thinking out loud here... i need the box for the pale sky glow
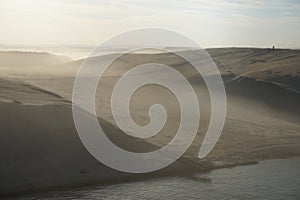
[0,0,300,48]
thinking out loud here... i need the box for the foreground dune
[0,78,207,196]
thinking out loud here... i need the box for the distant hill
[0,51,71,76]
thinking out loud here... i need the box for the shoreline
[2,156,299,198]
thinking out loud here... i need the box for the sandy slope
[0,48,300,195]
[0,78,205,196]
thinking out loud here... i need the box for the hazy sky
[1,0,300,48]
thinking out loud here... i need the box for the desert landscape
[0,47,300,196]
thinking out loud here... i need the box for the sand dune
[1,48,300,196]
[207,48,300,92]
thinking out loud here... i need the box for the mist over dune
[0,48,300,196]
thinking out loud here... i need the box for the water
[9,158,300,200]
